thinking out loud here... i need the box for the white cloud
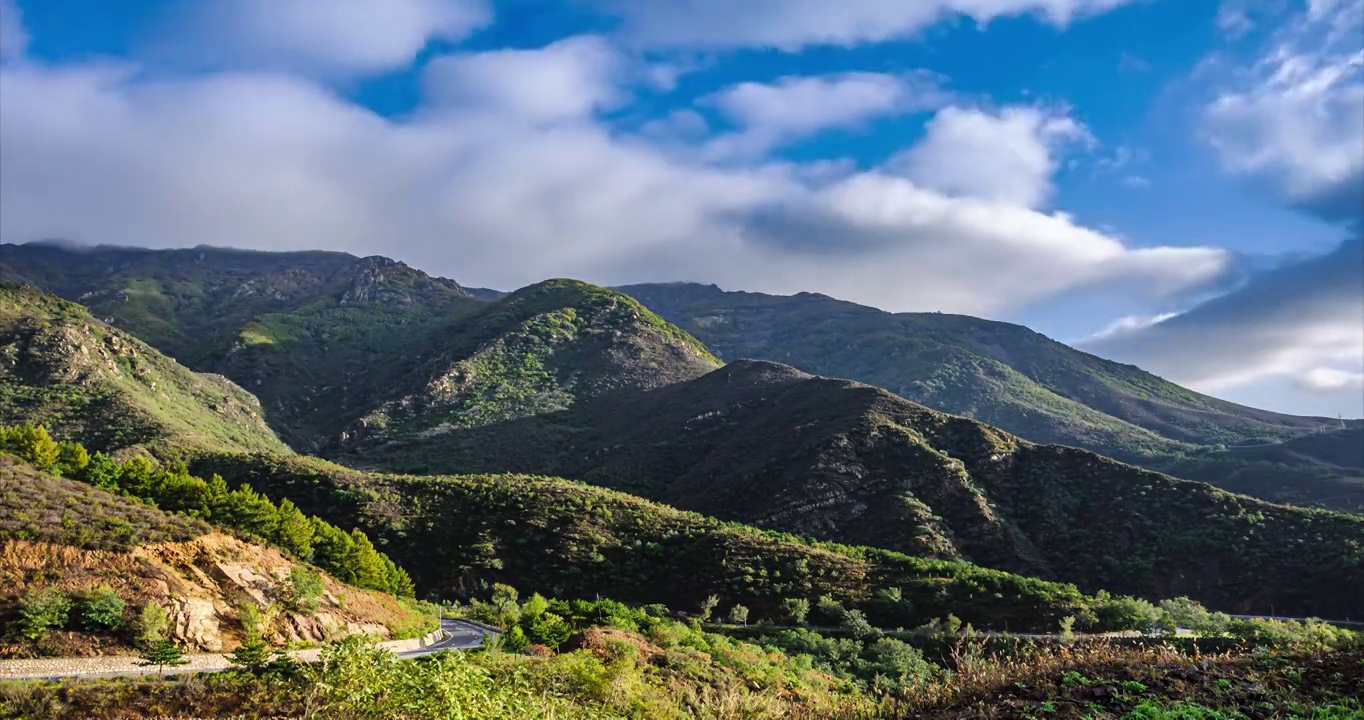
[1298,367,1364,393]
[888,106,1091,209]
[592,0,1139,50]
[1085,311,1177,340]
[737,173,1227,312]
[1202,0,1364,221]
[0,37,1229,319]
[0,0,26,60]
[422,36,626,123]
[172,0,491,75]
[702,72,947,158]
[1085,238,1364,393]
[1121,175,1151,188]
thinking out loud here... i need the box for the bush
[0,423,61,470]
[841,609,877,639]
[136,603,169,648]
[78,585,126,632]
[728,604,750,625]
[782,597,810,625]
[16,588,72,641]
[526,612,572,649]
[282,568,324,615]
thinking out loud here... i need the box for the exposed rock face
[0,532,423,657]
[165,596,224,652]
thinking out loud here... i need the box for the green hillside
[0,455,432,657]
[340,360,1364,620]
[194,452,1135,633]
[0,243,485,448]
[338,279,719,447]
[0,246,720,450]
[617,282,1360,509]
[0,282,289,455]
[4,247,1360,622]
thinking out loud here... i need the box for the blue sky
[0,0,1360,416]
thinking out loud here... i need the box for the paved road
[0,618,500,682]
[399,618,499,659]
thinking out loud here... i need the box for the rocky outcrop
[0,533,427,658]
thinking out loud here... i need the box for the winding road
[400,618,501,658]
[0,618,501,681]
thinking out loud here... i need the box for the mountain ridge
[617,281,1362,510]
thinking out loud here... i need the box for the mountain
[4,245,1360,619]
[0,457,432,656]
[337,278,720,447]
[0,245,720,451]
[0,242,484,448]
[0,282,289,455]
[617,282,1361,510]
[337,359,1364,619]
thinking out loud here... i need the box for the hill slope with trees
[617,282,1361,510]
[340,360,1364,620]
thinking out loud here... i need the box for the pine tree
[274,499,315,559]
[227,603,272,674]
[222,484,280,539]
[698,594,720,622]
[82,452,124,491]
[7,423,61,470]
[55,441,90,476]
[136,639,189,677]
[348,529,388,590]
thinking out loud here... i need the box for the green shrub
[17,588,72,641]
[136,603,169,648]
[78,586,126,632]
[783,597,810,625]
[282,568,323,616]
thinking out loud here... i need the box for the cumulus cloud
[0,22,1232,318]
[1084,237,1364,393]
[591,0,1138,50]
[736,173,1227,312]
[169,0,491,75]
[702,72,948,158]
[1202,0,1364,222]
[887,106,1090,209]
[422,36,627,123]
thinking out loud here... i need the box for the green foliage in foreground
[3,619,1360,720]
[1,425,413,597]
